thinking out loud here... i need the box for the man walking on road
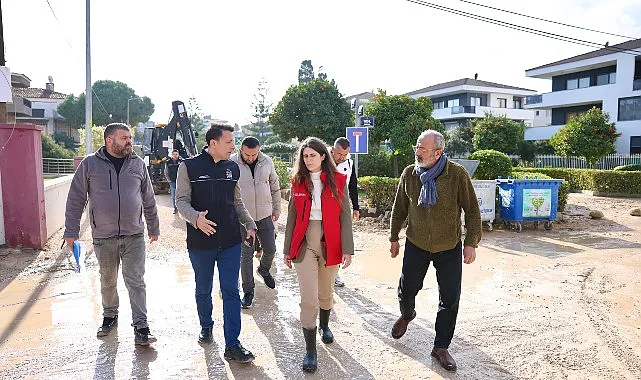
[165,149,183,214]
[176,123,257,363]
[389,130,482,372]
[230,136,281,308]
[331,137,360,287]
[64,123,160,346]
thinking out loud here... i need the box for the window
[579,77,590,88]
[470,97,481,106]
[497,98,507,108]
[447,99,459,108]
[535,110,540,116]
[31,109,45,118]
[597,74,609,86]
[434,101,444,109]
[631,136,641,155]
[514,98,523,109]
[610,72,616,84]
[619,96,641,121]
[567,78,578,90]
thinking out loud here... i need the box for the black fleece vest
[183,152,241,250]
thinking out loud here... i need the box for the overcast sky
[4,0,641,126]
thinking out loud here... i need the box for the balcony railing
[634,79,641,91]
[451,105,476,114]
[526,94,542,105]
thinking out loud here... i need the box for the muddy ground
[1,193,640,379]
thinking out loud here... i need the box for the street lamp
[127,96,141,126]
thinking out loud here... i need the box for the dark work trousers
[397,239,462,349]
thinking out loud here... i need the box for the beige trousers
[294,220,340,329]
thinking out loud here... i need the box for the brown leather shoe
[391,310,416,339]
[431,348,457,372]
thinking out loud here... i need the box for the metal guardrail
[451,106,476,114]
[43,158,75,174]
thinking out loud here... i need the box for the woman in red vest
[283,137,355,373]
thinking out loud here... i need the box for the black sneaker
[198,327,213,344]
[257,268,276,289]
[134,327,157,346]
[97,315,118,337]
[173,207,177,214]
[224,343,255,363]
[241,293,254,309]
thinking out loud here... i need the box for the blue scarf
[417,154,447,208]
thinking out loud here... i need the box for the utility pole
[84,0,92,155]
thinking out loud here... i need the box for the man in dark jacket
[164,149,183,214]
[175,123,257,363]
[64,123,160,346]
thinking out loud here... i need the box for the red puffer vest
[288,171,347,266]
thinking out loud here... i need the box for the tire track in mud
[578,267,641,378]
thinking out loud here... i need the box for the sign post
[346,126,370,177]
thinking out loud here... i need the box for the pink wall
[0,124,47,249]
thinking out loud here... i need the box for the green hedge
[468,149,512,180]
[273,159,291,189]
[359,176,399,211]
[613,164,641,171]
[512,167,641,195]
[510,171,570,212]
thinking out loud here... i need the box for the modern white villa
[405,78,549,130]
[524,38,641,154]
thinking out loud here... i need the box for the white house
[523,38,641,154]
[405,78,547,130]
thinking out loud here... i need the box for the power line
[458,0,637,40]
[44,0,73,49]
[406,0,640,56]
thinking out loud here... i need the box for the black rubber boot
[318,309,334,344]
[302,328,317,373]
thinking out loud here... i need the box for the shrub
[512,167,641,195]
[358,151,394,177]
[359,176,399,211]
[42,133,75,159]
[272,159,291,189]
[468,149,512,180]
[510,171,569,212]
[613,164,641,171]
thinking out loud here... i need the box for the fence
[512,154,641,169]
[43,158,75,175]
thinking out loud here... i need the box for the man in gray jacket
[64,123,160,346]
[230,137,281,308]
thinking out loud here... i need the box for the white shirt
[336,157,352,187]
[310,171,323,220]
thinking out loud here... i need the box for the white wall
[44,174,73,238]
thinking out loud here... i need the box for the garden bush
[468,149,512,180]
[512,167,641,195]
[272,159,291,189]
[359,176,399,211]
[613,164,641,171]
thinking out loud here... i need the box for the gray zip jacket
[64,147,160,239]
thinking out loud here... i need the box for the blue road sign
[346,127,369,154]
[359,116,374,127]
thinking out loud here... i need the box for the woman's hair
[292,137,340,200]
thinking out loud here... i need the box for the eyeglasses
[413,145,441,154]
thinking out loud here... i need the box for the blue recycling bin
[497,178,563,232]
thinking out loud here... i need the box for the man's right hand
[196,210,217,236]
[64,237,76,249]
[390,241,400,258]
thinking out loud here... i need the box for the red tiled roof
[12,87,68,99]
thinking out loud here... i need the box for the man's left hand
[342,254,352,269]
[352,210,359,220]
[149,235,159,244]
[244,229,257,246]
[272,214,279,222]
[463,246,476,264]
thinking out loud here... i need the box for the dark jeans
[188,244,242,348]
[240,216,277,294]
[397,239,462,349]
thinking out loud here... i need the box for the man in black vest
[164,149,183,214]
[175,123,257,363]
